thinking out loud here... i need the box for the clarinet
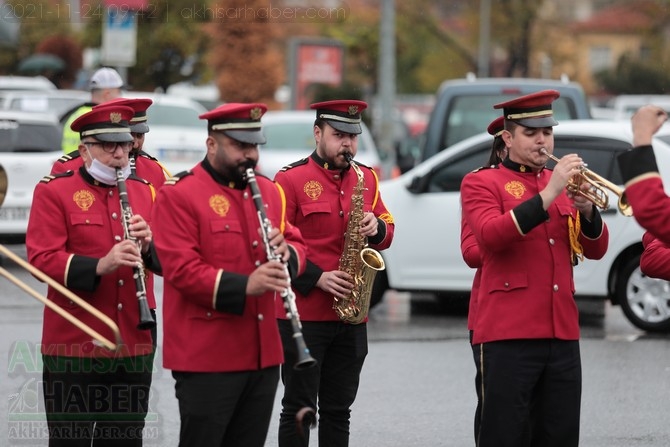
[116,168,156,330]
[245,167,317,370]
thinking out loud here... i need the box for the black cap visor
[224,129,266,145]
[326,120,362,135]
[512,116,558,128]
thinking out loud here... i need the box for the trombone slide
[0,245,122,351]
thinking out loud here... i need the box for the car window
[551,136,631,185]
[427,143,491,193]
[0,119,61,153]
[442,95,577,149]
[263,123,314,150]
[148,104,202,128]
[263,122,372,154]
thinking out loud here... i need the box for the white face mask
[85,148,130,185]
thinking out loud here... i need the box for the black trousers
[473,338,582,447]
[42,352,155,447]
[277,320,368,447]
[172,366,279,447]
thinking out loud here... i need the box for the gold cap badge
[109,112,122,123]
[249,107,262,120]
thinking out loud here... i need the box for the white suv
[375,119,670,332]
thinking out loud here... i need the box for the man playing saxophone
[274,99,395,447]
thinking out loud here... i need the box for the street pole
[478,0,491,78]
[378,0,396,177]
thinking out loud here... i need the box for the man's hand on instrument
[128,214,152,253]
[359,212,379,237]
[247,260,289,296]
[267,227,290,262]
[96,240,143,276]
[317,271,354,299]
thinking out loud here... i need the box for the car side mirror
[407,174,430,194]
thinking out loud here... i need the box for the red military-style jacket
[460,216,481,333]
[640,231,670,280]
[461,160,609,345]
[52,150,169,189]
[618,145,670,244]
[152,161,307,373]
[26,168,157,358]
[274,153,395,322]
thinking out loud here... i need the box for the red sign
[295,42,343,109]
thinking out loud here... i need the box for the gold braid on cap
[318,113,360,123]
[506,110,553,120]
[211,122,262,130]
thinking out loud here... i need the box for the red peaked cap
[199,103,268,145]
[310,99,368,135]
[487,116,505,137]
[493,89,560,128]
[94,98,153,134]
[70,104,134,143]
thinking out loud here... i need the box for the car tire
[616,254,670,333]
[369,271,389,309]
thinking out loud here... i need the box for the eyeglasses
[83,141,133,153]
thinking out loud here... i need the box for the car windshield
[263,122,370,153]
[443,95,576,148]
[0,119,61,152]
[148,104,202,128]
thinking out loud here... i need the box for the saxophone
[334,155,386,324]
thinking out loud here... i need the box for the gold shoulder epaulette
[471,165,498,173]
[280,158,309,172]
[164,170,193,186]
[40,171,74,183]
[354,160,372,170]
[56,150,80,163]
[137,150,158,161]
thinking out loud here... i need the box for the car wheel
[369,270,389,309]
[616,255,670,332]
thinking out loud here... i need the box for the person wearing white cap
[60,67,124,154]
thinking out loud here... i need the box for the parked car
[0,89,89,120]
[259,110,384,179]
[418,76,592,165]
[123,92,208,175]
[374,119,670,332]
[596,95,670,121]
[0,75,56,91]
[0,111,63,241]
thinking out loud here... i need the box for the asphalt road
[1,244,669,446]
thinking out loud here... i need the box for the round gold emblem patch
[505,181,526,199]
[304,181,323,200]
[209,194,230,217]
[73,190,95,211]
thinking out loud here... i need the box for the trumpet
[0,166,121,350]
[541,149,633,217]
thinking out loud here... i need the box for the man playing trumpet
[460,90,609,447]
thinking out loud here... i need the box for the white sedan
[375,119,670,332]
